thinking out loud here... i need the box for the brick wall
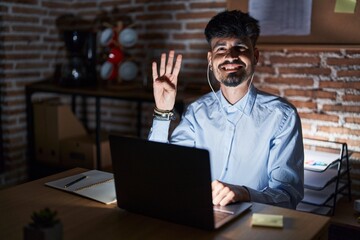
[0,0,359,196]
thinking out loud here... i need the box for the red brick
[1,107,26,117]
[345,116,360,124]
[181,71,207,79]
[0,26,10,33]
[173,33,205,40]
[4,72,41,79]
[72,2,97,8]
[148,43,186,50]
[289,100,317,109]
[351,152,360,160]
[258,46,286,52]
[300,112,339,123]
[139,32,169,41]
[327,57,360,66]
[343,94,360,102]
[0,63,14,70]
[3,15,39,23]
[319,80,360,89]
[12,6,47,15]
[301,122,312,131]
[135,0,163,3]
[2,89,26,98]
[43,36,61,43]
[314,146,341,155]
[0,82,12,88]
[264,77,314,86]
[184,62,208,69]
[190,2,227,9]
[335,138,360,148]
[137,13,172,21]
[1,98,25,107]
[279,67,331,76]
[270,56,320,65]
[337,70,360,78]
[16,62,49,69]
[284,89,336,100]
[12,26,47,33]
[4,53,40,60]
[99,0,131,7]
[41,18,55,25]
[286,48,342,54]
[182,52,207,60]
[42,1,71,8]
[256,66,276,75]
[189,43,209,50]
[0,5,9,12]
[148,3,185,11]
[2,135,24,145]
[322,104,360,113]
[176,11,218,20]
[146,23,182,30]
[302,133,329,141]
[318,126,360,136]
[256,86,280,96]
[186,22,208,30]
[2,0,37,4]
[346,49,360,55]
[4,35,40,42]
[2,142,27,153]
[14,44,48,51]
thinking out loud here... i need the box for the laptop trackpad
[213,203,252,228]
[213,205,235,214]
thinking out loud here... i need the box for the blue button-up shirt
[148,84,304,209]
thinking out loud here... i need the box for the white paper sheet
[249,0,312,36]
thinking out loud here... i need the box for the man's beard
[220,69,249,87]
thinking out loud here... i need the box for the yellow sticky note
[334,0,357,13]
[252,213,283,228]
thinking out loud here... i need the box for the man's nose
[225,47,239,60]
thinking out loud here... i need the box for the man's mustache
[218,60,245,68]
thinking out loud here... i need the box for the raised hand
[152,50,182,111]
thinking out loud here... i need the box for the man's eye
[236,46,247,52]
[215,47,226,52]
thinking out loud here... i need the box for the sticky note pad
[252,213,283,228]
[335,0,357,13]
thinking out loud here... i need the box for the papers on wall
[249,0,312,36]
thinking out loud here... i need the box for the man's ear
[207,52,212,65]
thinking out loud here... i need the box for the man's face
[208,37,258,87]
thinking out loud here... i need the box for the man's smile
[219,63,244,73]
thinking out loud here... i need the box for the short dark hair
[204,10,260,47]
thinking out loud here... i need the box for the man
[148,10,304,209]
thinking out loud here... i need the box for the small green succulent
[29,208,60,229]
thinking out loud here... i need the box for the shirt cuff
[244,186,263,203]
[148,119,171,143]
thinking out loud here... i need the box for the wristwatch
[153,107,176,121]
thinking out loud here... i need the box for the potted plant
[23,207,63,240]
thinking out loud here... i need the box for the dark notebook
[109,135,252,230]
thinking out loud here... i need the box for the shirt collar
[217,84,257,115]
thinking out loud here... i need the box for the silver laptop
[109,135,252,230]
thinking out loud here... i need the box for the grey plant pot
[23,222,63,240]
